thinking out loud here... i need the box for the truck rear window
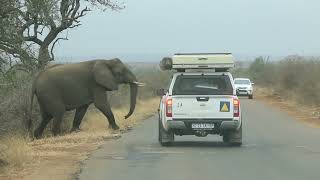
[172,75,233,95]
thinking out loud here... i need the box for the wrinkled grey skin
[29,59,138,139]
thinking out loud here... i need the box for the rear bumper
[167,119,241,133]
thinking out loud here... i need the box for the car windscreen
[172,75,233,95]
[234,79,250,85]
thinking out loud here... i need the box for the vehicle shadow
[169,141,241,148]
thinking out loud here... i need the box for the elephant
[29,58,144,139]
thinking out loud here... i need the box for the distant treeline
[232,55,320,105]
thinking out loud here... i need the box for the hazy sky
[55,0,320,61]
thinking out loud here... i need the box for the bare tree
[0,0,124,70]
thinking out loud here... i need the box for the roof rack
[160,53,235,72]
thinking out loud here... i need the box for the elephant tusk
[133,81,146,87]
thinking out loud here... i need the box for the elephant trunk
[124,83,138,119]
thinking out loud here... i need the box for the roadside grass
[245,56,320,106]
[0,134,33,178]
[0,96,160,179]
[81,97,160,132]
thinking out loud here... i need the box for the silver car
[234,78,254,99]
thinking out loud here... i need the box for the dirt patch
[0,98,160,180]
[255,87,320,128]
[24,132,118,180]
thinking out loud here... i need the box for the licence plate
[192,123,215,129]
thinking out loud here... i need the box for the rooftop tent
[160,53,235,72]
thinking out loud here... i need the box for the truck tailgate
[172,95,234,119]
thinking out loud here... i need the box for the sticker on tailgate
[220,101,230,112]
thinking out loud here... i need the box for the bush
[0,73,40,137]
[231,67,250,79]
[276,57,320,105]
[0,134,32,171]
[247,55,320,106]
[247,56,277,85]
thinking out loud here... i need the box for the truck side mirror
[251,82,255,85]
[156,88,167,96]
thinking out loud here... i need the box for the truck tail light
[166,98,172,117]
[233,98,240,117]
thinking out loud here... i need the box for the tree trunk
[37,26,65,69]
[38,46,51,69]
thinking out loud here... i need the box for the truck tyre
[158,120,174,146]
[248,95,253,99]
[223,123,242,146]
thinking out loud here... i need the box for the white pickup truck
[158,53,242,146]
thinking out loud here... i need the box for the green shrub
[247,55,320,106]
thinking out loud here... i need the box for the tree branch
[69,24,82,29]
[71,0,81,19]
[74,7,91,21]
[23,36,43,45]
[67,0,77,17]
[1,0,125,69]
[50,34,69,61]
[38,25,46,35]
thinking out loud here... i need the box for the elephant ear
[93,61,118,90]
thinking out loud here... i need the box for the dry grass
[0,97,160,180]
[81,97,160,131]
[0,135,33,178]
[248,56,320,106]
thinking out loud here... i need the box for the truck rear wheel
[158,120,174,146]
[248,95,253,99]
[223,123,242,146]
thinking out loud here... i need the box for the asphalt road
[79,99,320,180]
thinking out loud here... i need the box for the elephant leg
[71,104,89,132]
[36,94,65,136]
[34,106,53,139]
[52,112,65,136]
[93,91,119,130]
[48,102,65,136]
